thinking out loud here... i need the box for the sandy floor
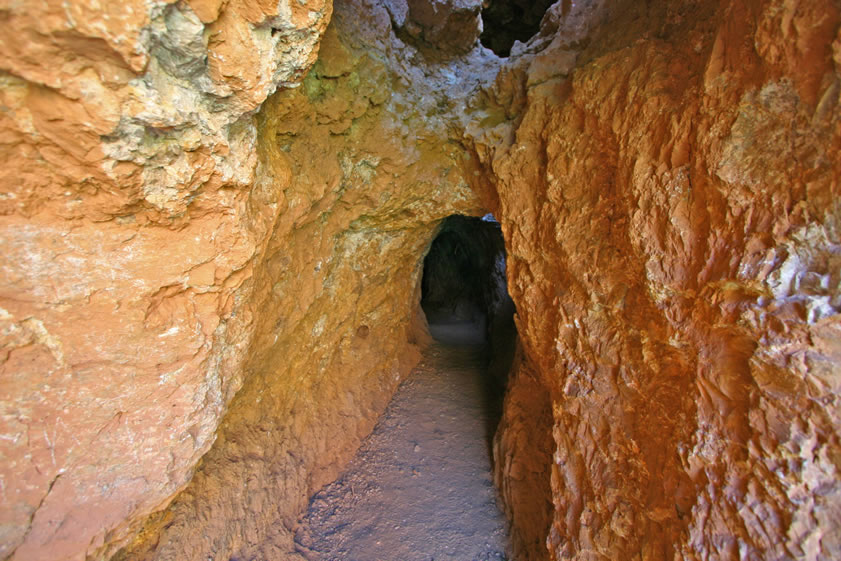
[294,321,510,561]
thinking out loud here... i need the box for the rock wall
[473,0,841,559]
[0,1,332,559]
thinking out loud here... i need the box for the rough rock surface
[1,0,840,560]
[471,0,841,559]
[0,1,331,559]
[112,2,496,560]
[297,321,509,561]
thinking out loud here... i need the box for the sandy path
[294,321,510,561]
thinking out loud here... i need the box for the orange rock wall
[474,0,841,558]
[493,347,555,561]
[1,0,499,557]
[0,1,332,559]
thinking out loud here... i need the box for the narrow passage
[294,320,510,561]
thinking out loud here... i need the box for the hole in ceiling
[479,0,557,57]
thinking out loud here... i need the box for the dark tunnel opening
[422,215,494,328]
[420,214,517,435]
[480,0,556,57]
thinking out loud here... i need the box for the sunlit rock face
[0,1,332,560]
[1,0,840,561]
[393,0,485,55]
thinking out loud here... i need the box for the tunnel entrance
[480,0,556,57]
[295,215,518,559]
[420,213,517,428]
[421,214,513,343]
[420,215,490,333]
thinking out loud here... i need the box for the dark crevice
[480,0,556,56]
[421,215,509,328]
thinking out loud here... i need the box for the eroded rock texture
[0,1,333,559]
[1,0,840,560]
[472,0,841,559]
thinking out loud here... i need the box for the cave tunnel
[298,216,522,559]
[480,0,557,56]
[420,214,517,393]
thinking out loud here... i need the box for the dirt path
[294,321,510,561]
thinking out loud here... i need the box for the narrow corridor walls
[1,1,839,561]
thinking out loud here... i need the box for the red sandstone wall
[476,0,841,558]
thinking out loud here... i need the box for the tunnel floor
[294,319,510,561]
